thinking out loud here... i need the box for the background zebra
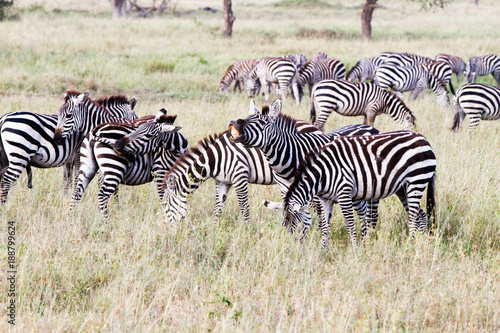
[310,79,416,132]
[346,55,386,83]
[219,58,259,93]
[434,53,467,83]
[284,53,308,71]
[282,131,436,248]
[421,60,455,94]
[0,93,137,203]
[374,64,450,106]
[228,100,380,240]
[160,113,320,225]
[310,51,328,61]
[451,83,500,132]
[71,112,188,221]
[383,52,433,67]
[246,57,301,105]
[298,58,346,97]
[465,54,500,86]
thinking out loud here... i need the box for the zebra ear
[130,97,137,110]
[155,108,168,122]
[269,99,282,119]
[161,124,182,133]
[248,100,259,115]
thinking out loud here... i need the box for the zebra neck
[84,100,123,135]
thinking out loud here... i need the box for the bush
[0,0,14,21]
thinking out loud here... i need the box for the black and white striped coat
[228,100,380,239]
[282,131,436,248]
[434,53,466,83]
[310,79,416,132]
[346,56,386,83]
[451,83,500,132]
[0,93,137,203]
[421,61,455,95]
[298,58,346,96]
[219,58,259,93]
[246,57,301,105]
[374,64,451,106]
[71,112,188,221]
[161,115,320,224]
[465,54,500,86]
[383,52,433,67]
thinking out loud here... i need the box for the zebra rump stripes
[310,79,416,132]
[283,131,436,248]
[452,83,500,132]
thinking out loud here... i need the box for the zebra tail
[426,174,436,232]
[451,100,463,132]
[448,80,455,95]
[310,98,317,123]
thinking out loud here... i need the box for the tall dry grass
[1,0,500,331]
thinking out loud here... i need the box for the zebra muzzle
[228,121,243,142]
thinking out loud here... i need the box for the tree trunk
[223,0,236,36]
[474,0,478,5]
[361,0,378,39]
[111,0,127,18]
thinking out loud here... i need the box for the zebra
[451,83,500,132]
[346,56,387,83]
[421,61,455,95]
[374,64,451,106]
[465,54,500,86]
[160,113,320,224]
[0,93,138,203]
[434,53,467,83]
[383,52,433,67]
[311,51,328,61]
[282,131,436,248]
[219,58,259,93]
[310,79,416,132]
[298,58,346,97]
[228,100,380,240]
[246,57,301,105]
[71,110,188,221]
[284,53,308,71]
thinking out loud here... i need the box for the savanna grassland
[1,0,500,331]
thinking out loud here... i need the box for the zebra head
[163,174,188,225]
[114,110,187,155]
[228,99,282,149]
[428,75,451,107]
[54,90,89,144]
[465,59,478,84]
[282,201,307,235]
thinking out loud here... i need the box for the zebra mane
[64,89,85,102]
[163,131,229,181]
[95,94,132,106]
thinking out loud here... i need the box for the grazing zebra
[451,83,500,132]
[421,61,455,95]
[465,54,500,86]
[374,64,451,106]
[0,93,138,203]
[298,58,346,97]
[310,79,416,131]
[246,57,301,105]
[434,53,466,83]
[71,111,188,221]
[282,131,436,248]
[161,115,320,224]
[228,100,380,240]
[383,52,433,67]
[346,56,386,83]
[219,58,259,93]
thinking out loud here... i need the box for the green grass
[1,0,500,331]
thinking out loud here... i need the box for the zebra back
[384,52,433,67]
[465,54,500,85]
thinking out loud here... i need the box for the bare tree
[223,0,235,36]
[110,0,127,18]
[361,0,451,39]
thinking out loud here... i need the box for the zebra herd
[0,51,499,249]
[220,52,500,132]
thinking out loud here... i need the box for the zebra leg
[338,192,358,247]
[97,178,120,223]
[233,178,251,223]
[364,110,378,127]
[214,181,231,223]
[260,77,269,102]
[468,113,481,132]
[0,158,29,203]
[366,200,380,230]
[98,171,119,205]
[317,198,334,249]
[71,143,98,209]
[395,188,426,238]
